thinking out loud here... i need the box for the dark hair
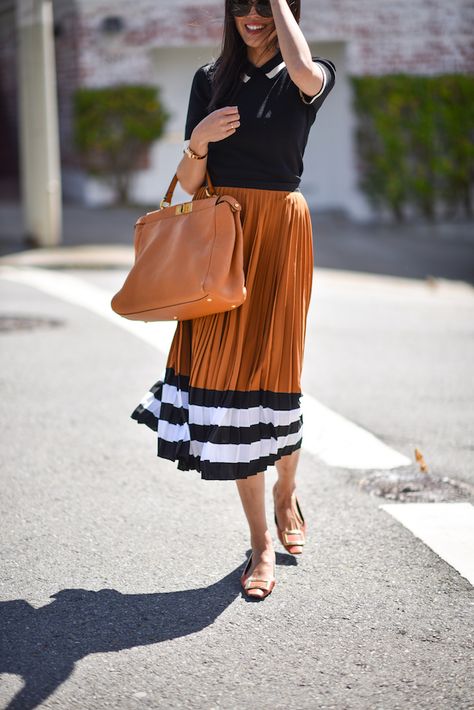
[209,0,301,111]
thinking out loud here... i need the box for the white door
[301,41,371,220]
[131,46,218,206]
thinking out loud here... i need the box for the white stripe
[138,390,162,418]
[0,266,411,470]
[150,383,301,434]
[299,61,327,104]
[380,503,474,587]
[265,61,286,79]
[189,403,300,428]
[157,413,302,464]
[162,382,189,409]
[158,419,190,444]
[191,430,302,464]
[160,383,301,428]
[313,62,328,96]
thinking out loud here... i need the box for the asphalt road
[1,267,473,710]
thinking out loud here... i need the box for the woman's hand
[190,106,240,153]
[178,106,240,195]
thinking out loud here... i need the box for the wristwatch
[183,145,208,160]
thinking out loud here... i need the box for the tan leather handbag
[111,171,246,321]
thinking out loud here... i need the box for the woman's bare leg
[236,472,275,598]
[275,449,299,494]
[274,449,303,535]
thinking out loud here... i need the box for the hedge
[74,85,169,204]
[351,74,474,222]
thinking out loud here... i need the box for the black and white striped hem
[131,368,304,480]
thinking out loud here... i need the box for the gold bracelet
[183,146,208,160]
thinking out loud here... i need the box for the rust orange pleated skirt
[131,184,314,480]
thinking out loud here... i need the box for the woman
[132,0,336,600]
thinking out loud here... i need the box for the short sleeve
[299,57,336,111]
[184,65,212,141]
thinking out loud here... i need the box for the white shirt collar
[242,60,286,83]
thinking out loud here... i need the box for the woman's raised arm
[269,0,325,98]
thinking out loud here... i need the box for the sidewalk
[1,199,473,282]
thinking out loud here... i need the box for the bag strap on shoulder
[160,171,215,209]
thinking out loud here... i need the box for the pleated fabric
[131,185,314,480]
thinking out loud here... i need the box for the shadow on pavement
[0,568,241,710]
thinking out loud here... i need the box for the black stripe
[182,440,303,480]
[155,368,302,411]
[190,418,302,445]
[132,403,302,443]
[158,437,190,462]
[157,437,303,480]
[149,379,165,397]
[131,405,158,432]
[189,388,300,410]
[160,401,190,426]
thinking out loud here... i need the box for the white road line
[1,265,411,470]
[0,264,176,351]
[302,395,409,468]
[380,503,474,586]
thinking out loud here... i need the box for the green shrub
[351,74,474,222]
[74,85,170,204]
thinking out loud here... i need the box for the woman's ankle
[273,480,296,500]
[250,529,274,554]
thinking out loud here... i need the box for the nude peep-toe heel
[240,551,276,600]
[273,486,307,555]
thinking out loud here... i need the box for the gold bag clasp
[175,202,193,215]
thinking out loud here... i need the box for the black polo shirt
[184,50,336,191]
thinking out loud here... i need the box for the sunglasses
[230,1,273,17]
[230,1,296,18]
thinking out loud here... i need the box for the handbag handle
[160,171,216,209]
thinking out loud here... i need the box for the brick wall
[72,0,474,85]
[301,0,474,75]
[1,0,473,179]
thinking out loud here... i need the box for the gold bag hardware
[175,202,193,215]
